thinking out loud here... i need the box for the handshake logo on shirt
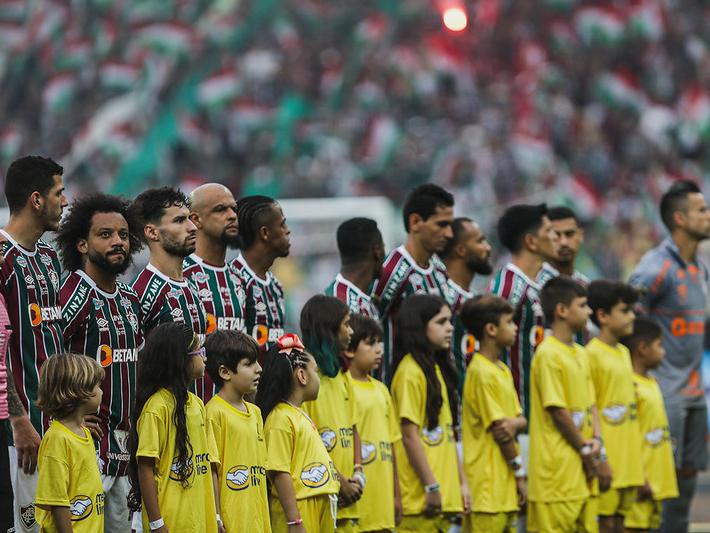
[226,466,250,491]
[69,496,93,521]
[300,463,330,488]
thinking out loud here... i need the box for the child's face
[351,337,384,373]
[224,358,263,396]
[642,337,666,370]
[426,305,454,350]
[189,346,207,379]
[83,384,103,415]
[300,355,321,402]
[338,313,354,351]
[493,313,518,347]
[601,301,635,338]
[566,296,591,332]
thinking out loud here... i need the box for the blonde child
[256,333,340,533]
[344,314,402,532]
[127,323,223,533]
[621,317,678,532]
[459,295,527,532]
[391,294,470,533]
[586,280,644,532]
[205,330,271,532]
[35,353,105,532]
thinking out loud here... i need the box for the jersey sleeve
[136,409,166,460]
[265,422,295,474]
[35,445,70,507]
[473,371,507,430]
[629,253,671,311]
[203,404,220,466]
[371,261,405,317]
[392,364,425,428]
[536,353,567,410]
[489,270,522,307]
[206,407,224,465]
[383,385,402,443]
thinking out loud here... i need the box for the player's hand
[337,475,362,507]
[638,480,653,501]
[11,416,40,474]
[84,414,104,440]
[491,418,516,442]
[588,438,601,458]
[423,490,442,517]
[394,494,403,525]
[217,521,226,533]
[516,477,527,506]
[598,460,612,492]
[287,524,306,533]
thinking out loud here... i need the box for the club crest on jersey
[300,462,330,488]
[49,270,59,289]
[194,272,209,283]
[120,297,132,309]
[15,256,27,268]
[361,441,377,465]
[39,254,52,266]
[69,495,93,521]
[225,465,250,491]
[20,503,35,527]
[320,428,337,451]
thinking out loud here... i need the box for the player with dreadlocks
[230,195,290,354]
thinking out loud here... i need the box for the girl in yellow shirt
[391,294,471,533]
[127,323,223,533]
[256,333,340,533]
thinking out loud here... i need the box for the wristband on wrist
[149,517,165,531]
[424,482,441,493]
[287,518,303,526]
[352,470,366,488]
[353,463,363,471]
[514,465,526,479]
[599,446,608,462]
[216,513,223,526]
[509,455,523,471]
[580,444,592,457]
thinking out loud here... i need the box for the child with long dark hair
[300,295,365,532]
[256,333,339,533]
[127,323,223,533]
[391,294,470,532]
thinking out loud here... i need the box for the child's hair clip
[277,333,305,355]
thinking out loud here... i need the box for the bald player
[184,183,246,402]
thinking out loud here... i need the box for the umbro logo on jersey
[255,301,267,312]
[97,318,110,331]
[199,288,212,300]
[24,275,34,286]
[171,307,184,319]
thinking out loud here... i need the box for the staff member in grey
[630,180,710,532]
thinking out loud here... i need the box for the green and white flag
[100,62,141,90]
[575,6,625,47]
[43,74,77,114]
[198,68,241,109]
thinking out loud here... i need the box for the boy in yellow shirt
[586,280,644,532]
[344,314,402,532]
[621,317,678,531]
[529,276,601,533]
[205,330,271,532]
[460,295,527,532]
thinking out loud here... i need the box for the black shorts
[666,400,709,471]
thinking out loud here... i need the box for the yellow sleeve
[386,388,402,443]
[136,410,164,460]
[474,372,507,429]
[538,353,567,409]
[393,364,425,427]
[205,410,220,466]
[266,425,295,474]
[346,374,359,429]
[206,408,224,461]
[35,442,70,507]
[587,351,602,399]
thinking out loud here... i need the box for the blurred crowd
[0,0,709,278]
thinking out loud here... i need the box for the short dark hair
[5,155,63,213]
[440,217,473,260]
[620,316,663,354]
[336,218,382,265]
[547,206,580,224]
[402,184,454,232]
[204,330,259,387]
[587,280,638,327]
[660,180,702,231]
[236,195,279,249]
[346,314,383,352]
[460,295,514,340]
[131,187,190,230]
[540,276,588,324]
[497,203,548,254]
[56,193,143,272]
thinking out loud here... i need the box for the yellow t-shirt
[391,354,463,515]
[462,353,521,513]
[35,422,104,532]
[586,338,644,489]
[529,336,595,503]
[634,373,679,501]
[264,401,340,500]
[348,372,402,531]
[303,370,359,519]
[136,389,219,533]
[206,395,271,533]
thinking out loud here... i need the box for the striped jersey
[537,262,591,345]
[325,273,379,319]
[489,263,544,418]
[183,254,246,402]
[61,270,144,476]
[371,246,452,382]
[230,253,285,352]
[0,230,63,436]
[448,279,475,394]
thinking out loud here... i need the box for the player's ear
[29,191,43,211]
[484,322,497,338]
[76,238,89,255]
[218,364,231,381]
[295,366,308,386]
[522,231,536,252]
[408,213,423,232]
[143,224,159,243]
[555,302,568,320]
[258,224,270,243]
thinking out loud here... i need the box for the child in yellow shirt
[205,330,271,532]
[586,280,644,532]
[344,314,402,532]
[621,317,678,531]
[35,353,105,532]
[127,323,223,533]
[529,277,600,533]
[391,294,470,533]
[459,295,527,532]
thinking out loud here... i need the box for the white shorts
[8,446,39,533]
[102,474,131,533]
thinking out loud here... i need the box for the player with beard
[230,195,290,354]
[325,217,384,319]
[440,217,493,390]
[184,183,246,401]
[130,187,207,342]
[57,194,144,533]
[0,156,67,533]
[371,184,454,383]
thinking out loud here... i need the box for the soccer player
[629,180,710,532]
[489,204,558,419]
[0,155,67,533]
[230,195,289,353]
[325,217,384,319]
[586,280,644,532]
[371,184,454,382]
[537,206,589,286]
[528,277,598,533]
[440,217,493,390]
[56,193,144,533]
